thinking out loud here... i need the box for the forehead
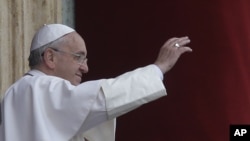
[63,32,87,54]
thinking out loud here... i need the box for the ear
[43,48,56,69]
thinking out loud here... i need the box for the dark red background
[75,0,250,141]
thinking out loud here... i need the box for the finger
[167,37,179,45]
[176,37,190,46]
[164,37,179,47]
[171,36,190,47]
[178,46,193,54]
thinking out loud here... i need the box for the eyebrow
[75,51,87,56]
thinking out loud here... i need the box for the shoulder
[5,75,72,95]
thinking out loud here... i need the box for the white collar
[24,69,46,76]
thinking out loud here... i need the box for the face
[52,32,89,85]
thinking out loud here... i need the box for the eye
[80,55,87,63]
[73,53,87,63]
[73,54,81,60]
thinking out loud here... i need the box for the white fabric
[0,65,166,141]
[102,65,166,119]
[71,119,116,141]
[31,24,75,51]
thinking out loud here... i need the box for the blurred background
[75,0,250,141]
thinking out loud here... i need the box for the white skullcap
[30,24,75,51]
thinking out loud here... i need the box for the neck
[32,64,54,76]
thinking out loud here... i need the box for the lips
[76,73,83,82]
[76,73,82,78]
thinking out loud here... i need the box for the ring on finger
[174,43,180,48]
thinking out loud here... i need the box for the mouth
[76,73,82,80]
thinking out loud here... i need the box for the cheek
[64,63,78,75]
[60,58,76,70]
[57,55,79,68]
[55,60,77,79]
[66,63,80,78]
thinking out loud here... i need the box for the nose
[79,63,89,73]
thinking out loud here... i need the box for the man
[0,24,192,141]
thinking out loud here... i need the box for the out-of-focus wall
[0,0,62,98]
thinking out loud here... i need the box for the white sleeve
[102,64,166,119]
[72,65,166,141]
[151,64,164,80]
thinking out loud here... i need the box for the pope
[0,24,192,141]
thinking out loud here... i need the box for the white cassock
[0,65,166,141]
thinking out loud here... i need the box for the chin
[74,80,82,86]
[71,82,79,86]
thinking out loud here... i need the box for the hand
[154,36,192,74]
